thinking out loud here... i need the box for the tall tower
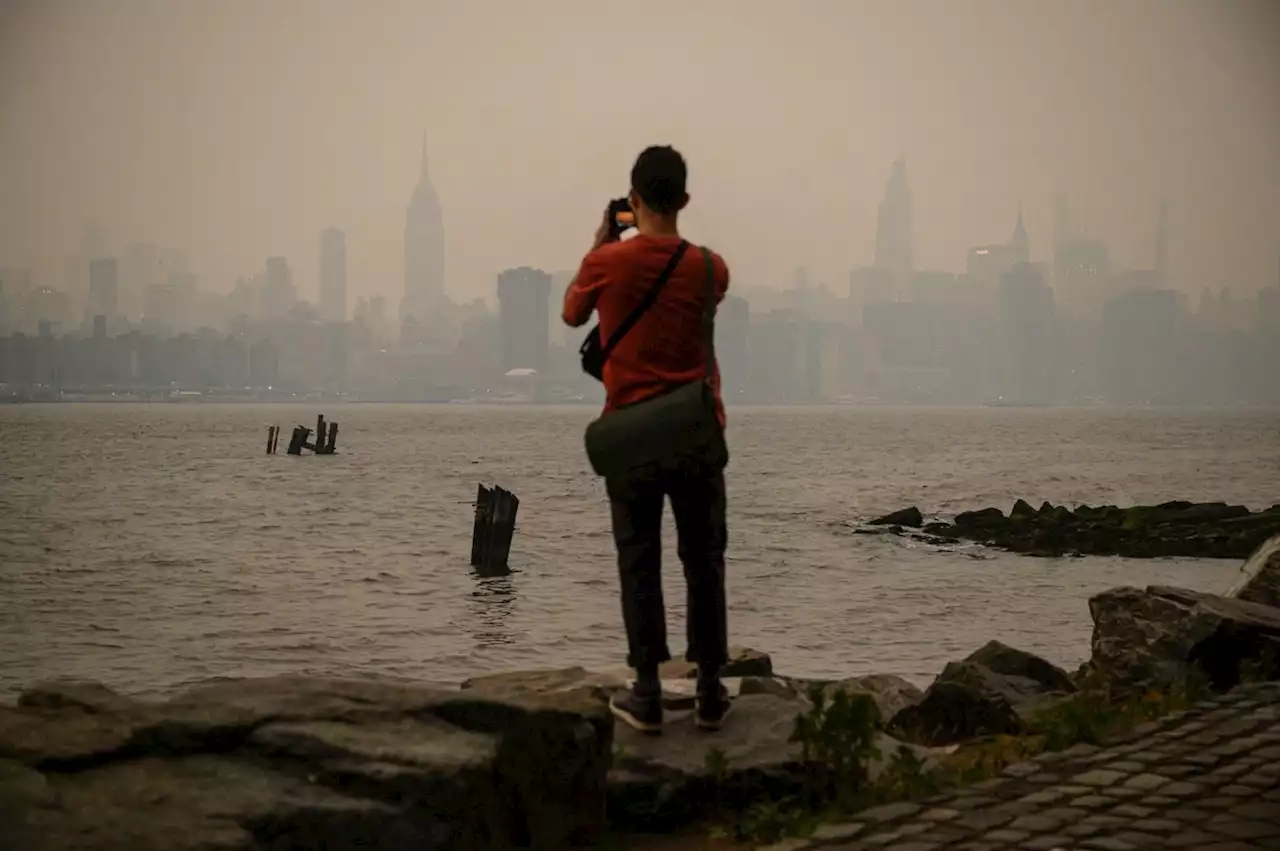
[873,158,913,286]
[1154,198,1169,288]
[402,132,445,329]
[319,227,347,322]
[1009,204,1030,265]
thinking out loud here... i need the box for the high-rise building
[260,256,296,320]
[1154,199,1170,288]
[88,258,119,324]
[496,267,551,372]
[402,134,445,328]
[319,227,347,322]
[873,158,913,285]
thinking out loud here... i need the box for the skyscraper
[1154,199,1170,288]
[88,258,119,323]
[319,227,347,322]
[402,134,445,328]
[260,256,296,320]
[873,158,913,286]
[496,267,551,372]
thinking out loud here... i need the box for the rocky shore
[868,500,1280,559]
[3,538,1279,850]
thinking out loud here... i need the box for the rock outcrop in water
[869,500,1280,559]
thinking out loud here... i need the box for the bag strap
[699,246,717,380]
[600,240,689,359]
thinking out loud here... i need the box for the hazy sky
[1,0,1277,306]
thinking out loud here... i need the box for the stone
[1073,769,1127,787]
[857,800,923,823]
[810,821,865,841]
[0,675,612,851]
[657,645,774,679]
[815,673,925,721]
[1081,838,1139,851]
[1121,773,1169,792]
[1087,584,1280,696]
[871,506,924,527]
[1229,534,1280,607]
[889,641,1074,745]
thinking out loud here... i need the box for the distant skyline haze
[1,0,1277,305]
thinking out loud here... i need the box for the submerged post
[471,485,492,568]
[270,425,280,454]
[324,422,338,454]
[315,414,327,454]
[266,425,276,455]
[286,425,310,455]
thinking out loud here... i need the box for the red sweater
[563,234,730,426]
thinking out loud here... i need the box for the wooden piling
[324,422,338,454]
[315,415,327,454]
[470,484,519,576]
[266,425,276,455]
[286,425,310,455]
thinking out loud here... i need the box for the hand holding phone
[607,197,635,240]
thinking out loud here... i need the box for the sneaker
[695,683,733,731]
[609,688,663,735]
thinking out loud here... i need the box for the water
[1,404,1277,699]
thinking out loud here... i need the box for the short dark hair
[630,146,687,215]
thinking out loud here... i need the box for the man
[562,145,732,734]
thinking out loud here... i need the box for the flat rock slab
[778,680,1280,851]
[0,675,613,851]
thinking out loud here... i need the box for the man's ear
[679,192,690,212]
[628,189,642,212]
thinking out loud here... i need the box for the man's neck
[637,215,680,238]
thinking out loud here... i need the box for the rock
[894,502,1280,559]
[1010,499,1036,519]
[608,691,938,831]
[1231,534,1280,608]
[870,507,923,528]
[1088,585,1280,695]
[796,674,924,722]
[657,646,773,679]
[888,642,1074,746]
[0,675,612,850]
[460,666,627,704]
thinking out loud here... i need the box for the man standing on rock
[562,145,733,734]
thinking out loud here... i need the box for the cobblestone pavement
[772,680,1280,851]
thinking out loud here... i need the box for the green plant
[872,745,943,803]
[733,797,814,844]
[789,684,881,810]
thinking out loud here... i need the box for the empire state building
[402,135,445,328]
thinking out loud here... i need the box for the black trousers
[606,459,728,673]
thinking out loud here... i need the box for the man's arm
[562,249,609,328]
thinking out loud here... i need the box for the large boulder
[790,674,924,722]
[0,675,612,851]
[1088,585,1280,695]
[869,507,923,528]
[1230,534,1280,609]
[888,641,1075,746]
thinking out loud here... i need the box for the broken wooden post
[286,425,310,455]
[323,422,338,454]
[270,425,280,454]
[469,484,519,576]
[266,425,276,455]
[315,414,327,454]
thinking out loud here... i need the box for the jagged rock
[608,692,939,831]
[870,507,923,528]
[906,501,1280,559]
[1010,499,1036,519]
[1232,535,1280,608]
[888,641,1074,746]
[1088,585,1280,695]
[460,666,627,704]
[0,675,612,851]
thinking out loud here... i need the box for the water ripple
[0,403,1275,697]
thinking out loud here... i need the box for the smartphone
[608,197,635,238]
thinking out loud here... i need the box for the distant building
[319,227,347,323]
[998,262,1057,404]
[402,134,445,328]
[849,266,897,307]
[88,258,119,325]
[260,256,296,320]
[716,295,749,402]
[496,267,551,372]
[873,158,913,285]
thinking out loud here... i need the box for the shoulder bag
[583,245,728,479]
[578,241,690,382]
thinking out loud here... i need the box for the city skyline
[1,0,1277,306]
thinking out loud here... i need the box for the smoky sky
[1,0,1277,306]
